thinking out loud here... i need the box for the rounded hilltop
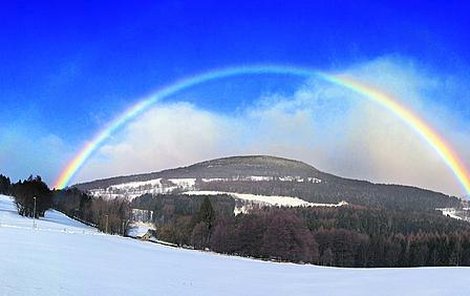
[181,155,320,178]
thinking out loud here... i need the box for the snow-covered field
[436,207,470,222]
[183,190,347,214]
[127,221,155,238]
[437,208,463,220]
[1,194,469,295]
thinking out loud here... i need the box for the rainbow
[53,65,470,195]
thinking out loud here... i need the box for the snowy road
[1,195,469,295]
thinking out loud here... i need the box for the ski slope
[0,195,469,295]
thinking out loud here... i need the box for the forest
[130,193,470,267]
[198,179,461,211]
[53,188,131,235]
[2,175,53,218]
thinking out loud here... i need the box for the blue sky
[1,1,469,194]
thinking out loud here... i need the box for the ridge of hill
[74,155,461,211]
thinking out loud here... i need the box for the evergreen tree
[0,174,11,194]
[12,175,52,218]
[197,197,216,230]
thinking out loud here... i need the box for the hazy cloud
[78,103,241,180]
[0,127,69,184]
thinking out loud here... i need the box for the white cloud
[76,57,470,196]
[78,103,241,180]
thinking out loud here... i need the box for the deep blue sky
[1,1,469,186]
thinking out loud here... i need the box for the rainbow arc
[53,65,470,195]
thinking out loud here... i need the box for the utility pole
[33,196,37,229]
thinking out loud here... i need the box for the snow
[436,207,470,222]
[1,195,470,295]
[183,190,346,210]
[201,177,227,182]
[168,178,196,188]
[0,194,98,235]
[131,208,154,223]
[88,178,196,200]
[201,175,322,183]
[278,176,322,183]
[437,208,463,220]
[127,222,155,238]
[87,176,322,201]
[246,176,273,181]
[110,178,163,190]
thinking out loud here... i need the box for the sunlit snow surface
[183,190,347,214]
[87,176,321,200]
[127,222,155,238]
[1,195,469,295]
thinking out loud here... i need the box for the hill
[74,155,461,211]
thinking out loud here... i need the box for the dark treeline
[131,193,320,262]
[131,193,470,267]
[131,193,236,221]
[300,206,470,267]
[11,175,52,218]
[2,173,130,234]
[53,188,131,235]
[198,179,461,211]
[131,193,235,247]
[0,174,12,195]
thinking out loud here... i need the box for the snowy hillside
[86,176,341,215]
[1,195,469,295]
[75,155,461,212]
[86,175,321,200]
[88,177,198,199]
